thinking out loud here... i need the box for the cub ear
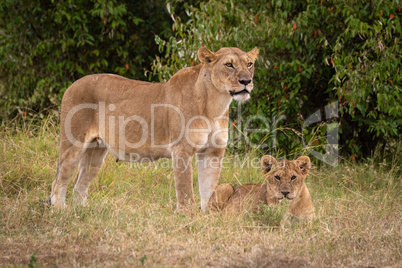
[295,156,312,175]
[198,47,217,64]
[247,46,259,61]
[261,155,277,174]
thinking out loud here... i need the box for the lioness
[208,155,314,220]
[48,47,259,211]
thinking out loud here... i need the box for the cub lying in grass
[208,155,314,220]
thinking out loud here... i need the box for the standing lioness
[49,47,259,211]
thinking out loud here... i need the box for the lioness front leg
[287,185,315,220]
[172,150,195,210]
[197,148,225,212]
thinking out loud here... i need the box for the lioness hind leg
[73,146,108,205]
[50,146,85,207]
[208,183,234,211]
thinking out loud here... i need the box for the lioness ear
[296,156,312,175]
[247,47,259,61]
[198,47,216,64]
[261,155,277,174]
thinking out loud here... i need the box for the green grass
[0,118,401,267]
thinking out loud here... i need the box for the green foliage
[0,0,173,121]
[330,1,402,156]
[249,203,287,227]
[153,0,402,159]
[28,253,37,268]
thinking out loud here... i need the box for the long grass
[0,117,401,267]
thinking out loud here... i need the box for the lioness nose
[281,191,290,196]
[239,79,251,85]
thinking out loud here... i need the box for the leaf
[166,3,171,14]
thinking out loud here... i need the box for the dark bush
[1,0,400,161]
[0,0,173,120]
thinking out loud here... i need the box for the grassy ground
[0,119,401,267]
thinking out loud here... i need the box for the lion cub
[208,155,314,220]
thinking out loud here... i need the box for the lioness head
[198,47,259,103]
[261,155,312,201]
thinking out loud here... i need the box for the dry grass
[0,118,401,267]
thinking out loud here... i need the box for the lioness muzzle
[229,89,250,96]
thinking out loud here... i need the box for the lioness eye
[247,62,253,68]
[291,176,297,181]
[225,63,234,68]
[275,176,281,181]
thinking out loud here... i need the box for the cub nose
[239,79,251,86]
[281,191,290,197]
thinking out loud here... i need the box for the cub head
[198,47,259,103]
[261,155,312,201]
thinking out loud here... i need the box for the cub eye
[291,176,297,181]
[275,176,281,181]
[225,63,234,68]
[247,62,253,68]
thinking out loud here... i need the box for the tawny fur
[208,155,314,220]
[49,47,259,211]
